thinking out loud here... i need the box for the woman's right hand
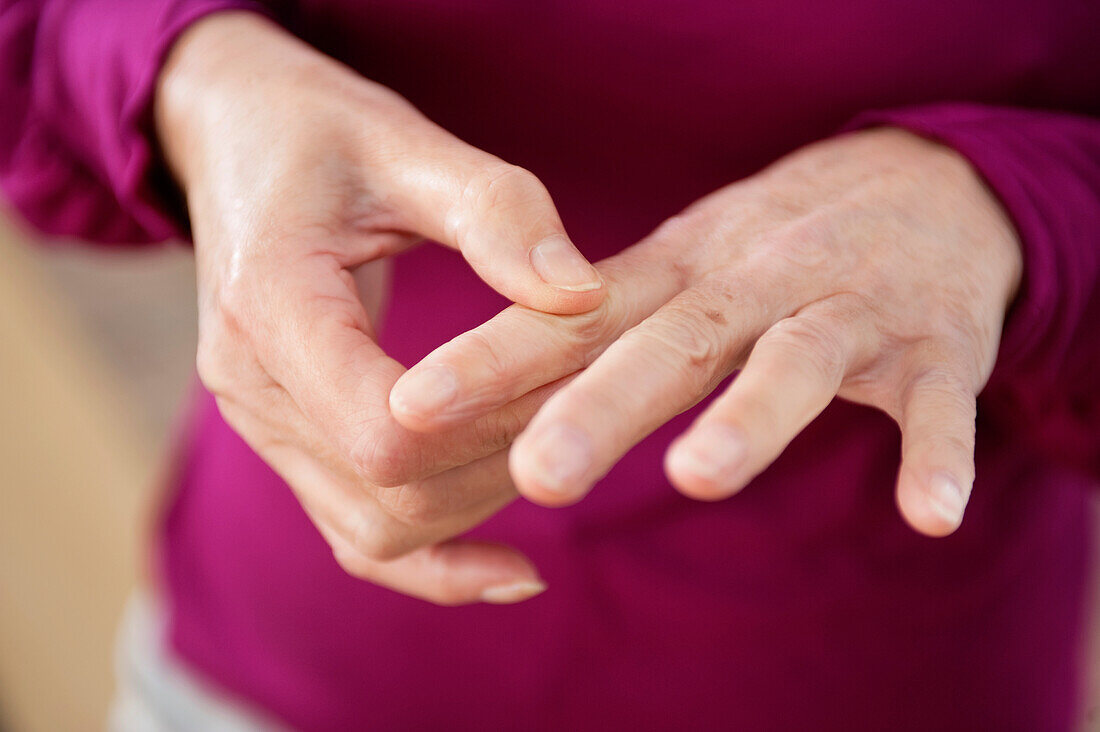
[154,12,604,605]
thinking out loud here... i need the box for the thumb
[385,135,604,314]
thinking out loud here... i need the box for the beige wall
[0,216,195,731]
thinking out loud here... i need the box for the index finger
[250,252,554,486]
[389,249,681,431]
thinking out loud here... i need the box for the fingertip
[388,364,459,431]
[664,447,737,502]
[664,426,750,501]
[896,470,969,538]
[429,540,547,606]
[508,427,592,508]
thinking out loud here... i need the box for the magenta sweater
[2,1,1099,729]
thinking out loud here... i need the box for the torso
[160,2,1099,729]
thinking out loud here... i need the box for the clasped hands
[157,13,1022,605]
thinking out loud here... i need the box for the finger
[269,439,516,559]
[375,374,580,486]
[389,249,682,431]
[509,280,775,506]
[345,450,518,561]
[327,533,547,607]
[377,540,545,606]
[666,297,874,500]
[384,132,604,313]
[894,355,978,537]
[242,254,566,487]
[288,453,543,605]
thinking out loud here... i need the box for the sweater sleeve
[0,0,268,245]
[846,103,1100,477]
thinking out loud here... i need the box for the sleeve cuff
[36,0,274,244]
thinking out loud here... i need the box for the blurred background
[0,205,1098,731]
[0,210,196,731]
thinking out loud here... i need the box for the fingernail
[927,473,968,527]
[523,423,593,494]
[480,579,547,604]
[668,424,748,489]
[391,365,458,416]
[530,235,602,292]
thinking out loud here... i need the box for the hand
[391,128,1023,537]
[155,12,604,604]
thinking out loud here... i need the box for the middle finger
[268,439,518,562]
[508,278,778,506]
[388,246,683,432]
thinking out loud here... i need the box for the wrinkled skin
[161,13,1023,607]
[155,12,605,605]
[392,128,1022,538]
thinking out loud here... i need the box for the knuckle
[471,406,526,456]
[759,315,847,384]
[910,426,975,468]
[903,365,978,440]
[909,366,975,407]
[649,198,723,245]
[211,397,253,443]
[194,327,255,399]
[620,313,724,386]
[446,162,548,249]
[644,212,711,287]
[350,429,415,487]
[933,430,974,457]
[764,229,825,271]
[350,508,405,562]
[196,283,259,395]
[455,328,513,383]
[375,483,443,525]
[455,413,516,464]
[215,277,255,334]
[194,339,230,396]
[468,163,545,213]
[565,299,623,363]
[648,212,699,247]
[751,214,837,276]
[332,545,372,578]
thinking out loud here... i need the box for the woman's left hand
[389,128,1023,537]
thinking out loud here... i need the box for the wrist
[153,11,335,193]
[154,11,419,202]
[870,127,1024,312]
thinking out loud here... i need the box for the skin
[160,13,1023,606]
[391,128,1024,539]
[154,12,606,605]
